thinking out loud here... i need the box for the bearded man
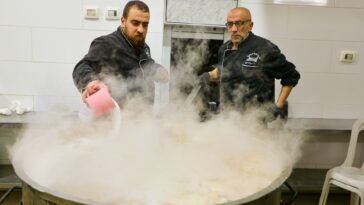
[73,0,168,105]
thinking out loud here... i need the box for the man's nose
[231,24,238,32]
[137,24,145,33]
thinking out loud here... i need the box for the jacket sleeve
[72,38,109,92]
[262,44,300,87]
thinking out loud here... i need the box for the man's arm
[81,80,106,103]
[73,60,99,93]
[73,38,110,93]
[276,85,293,108]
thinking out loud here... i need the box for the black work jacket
[73,26,157,101]
[217,32,300,108]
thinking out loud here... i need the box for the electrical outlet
[84,6,99,19]
[106,7,120,20]
[340,50,356,63]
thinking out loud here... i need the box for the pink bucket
[85,86,116,117]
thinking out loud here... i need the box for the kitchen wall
[0,0,165,113]
[163,0,364,120]
[237,0,364,119]
[1,0,364,168]
[162,0,364,168]
[1,0,363,118]
[235,0,364,168]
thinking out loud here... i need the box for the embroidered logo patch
[242,53,260,68]
[145,47,151,58]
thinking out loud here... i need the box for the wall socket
[106,7,120,20]
[339,50,356,63]
[84,6,99,19]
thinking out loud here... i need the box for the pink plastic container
[85,86,116,117]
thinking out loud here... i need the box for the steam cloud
[9,38,305,205]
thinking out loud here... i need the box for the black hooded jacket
[73,26,158,101]
[217,32,300,108]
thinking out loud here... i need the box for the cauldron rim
[13,158,292,205]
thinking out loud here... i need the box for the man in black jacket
[203,7,300,118]
[73,1,168,105]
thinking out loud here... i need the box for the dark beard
[123,27,145,49]
[130,38,144,49]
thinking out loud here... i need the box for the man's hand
[82,80,106,103]
[154,67,169,83]
[197,72,210,85]
[208,67,220,82]
[265,102,288,122]
[196,66,220,85]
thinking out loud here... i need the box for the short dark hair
[122,1,149,18]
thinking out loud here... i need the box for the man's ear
[121,16,125,28]
[248,22,254,32]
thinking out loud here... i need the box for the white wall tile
[34,95,85,112]
[238,3,289,38]
[142,0,165,33]
[323,74,364,105]
[0,26,32,61]
[32,28,109,63]
[335,0,364,8]
[330,8,364,41]
[287,6,334,40]
[146,32,164,63]
[273,38,332,73]
[239,0,335,7]
[287,6,364,41]
[0,95,34,110]
[279,73,326,104]
[0,0,83,29]
[288,102,324,118]
[84,0,123,6]
[323,104,364,119]
[0,61,79,96]
[331,41,364,74]
[83,19,120,32]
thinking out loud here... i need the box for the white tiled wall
[241,0,335,7]
[0,27,32,61]
[32,28,109,63]
[239,1,364,119]
[0,0,165,112]
[0,0,83,28]
[236,1,364,169]
[3,0,361,119]
[0,61,78,96]
[242,4,290,39]
[335,0,364,8]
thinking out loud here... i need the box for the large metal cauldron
[15,162,291,205]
